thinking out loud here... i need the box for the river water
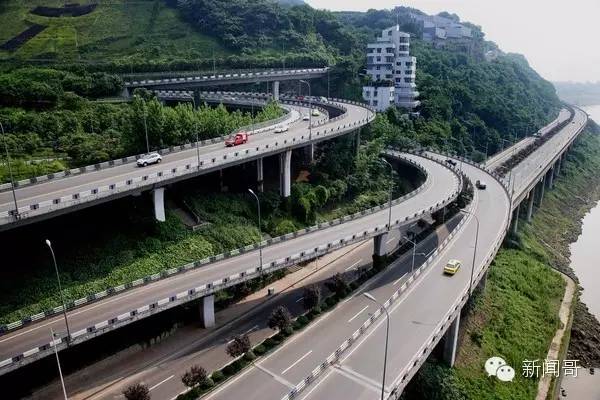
[568,104,600,321]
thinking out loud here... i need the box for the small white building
[363,25,419,112]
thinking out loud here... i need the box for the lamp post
[248,189,263,271]
[50,328,68,400]
[191,98,201,170]
[380,158,393,230]
[45,240,71,342]
[0,121,19,218]
[363,292,389,400]
[459,210,480,296]
[402,235,417,273]
[299,80,312,140]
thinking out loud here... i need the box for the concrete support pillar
[373,232,389,257]
[273,81,280,101]
[476,270,488,292]
[279,150,292,198]
[355,130,361,155]
[121,87,131,99]
[193,90,201,109]
[199,294,215,328]
[306,143,315,164]
[536,176,546,207]
[443,309,461,367]
[527,189,535,222]
[555,157,562,177]
[257,158,264,193]
[511,202,520,234]
[546,168,554,190]
[153,187,166,222]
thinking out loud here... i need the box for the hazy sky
[306,0,600,83]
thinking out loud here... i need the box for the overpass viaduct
[122,67,329,101]
[0,96,372,231]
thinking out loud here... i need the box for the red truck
[225,132,248,147]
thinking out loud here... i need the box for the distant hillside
[554,81,600,106]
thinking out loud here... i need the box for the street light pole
[402,235,417,273]
[381,158,393,230]
[45,240,71,341]
[248,189,263,271]
[299,80,312,141]
[50,328,68,400]
[0,122,19,218]
[459,210,480,296]
[363,292,389,400]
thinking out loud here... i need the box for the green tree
[268,306,292,332]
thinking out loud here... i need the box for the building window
[405,70,413,75]
[376,65,380,70]
[376,56,381,62]
[367,57,373,63]
[387,30,392,36]
[373,100,378,106]
[377,48,382,53]
[376,75,380,80]
[406,62,413,67]
[396,61,402,66]
[374,90,378,96]
[404,77,413,83]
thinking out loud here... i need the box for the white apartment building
[363,25,420,111]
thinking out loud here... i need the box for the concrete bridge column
[305,143,315,164]
[443,309,461,367]
[526,189,535,222]
[279,149,292,198]
[193,90,201,109]
[121,87,131,99]
[555,157,562,178]
[257,158,264,192]
[373,232,389,257]
[199,294,215,328]
[355,131,361,155]
[511,202,520,234]
[546,168,554,190]
[273,81,280,101]
[153,187,166,222]
[536,175,546,207]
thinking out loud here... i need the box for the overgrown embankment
[402,127,600,399]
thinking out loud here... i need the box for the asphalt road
[201,159,510,400]
[0,155,460,367]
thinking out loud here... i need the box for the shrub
[268,305,292,332]
[211,370,225,383]
[326,296,338,307]
[199,377,215,390]
[297,315,309,325]
[181,365,208,388]
[253,344,266,355]
[226,334,252,358]
[243,350,256,361]
[123,383,150,400]
[302,284,321,311]
[263,337,276,349]
[326,273,349,298]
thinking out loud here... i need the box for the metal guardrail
[124,68,329,88]
[0,152,458,374]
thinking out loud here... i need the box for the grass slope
[0,0,227,63]
[404,129,600,400]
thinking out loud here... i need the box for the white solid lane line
[347,305,369,323]
[345,259,362,271]
[282,350,313,375]
[149,375,174,391]
[296,297,304,303]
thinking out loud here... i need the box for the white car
[302,114,310,121]
[274,125,289,133]
[137,152,162,167]
[311,109,321,117]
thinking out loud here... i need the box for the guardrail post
[200,294,215,328]
[280,150,292,198]
[153,187,166,222]
[442,309,461,367]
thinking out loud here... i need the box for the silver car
[137,152,162,167]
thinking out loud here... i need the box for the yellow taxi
[444,259,462,275]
